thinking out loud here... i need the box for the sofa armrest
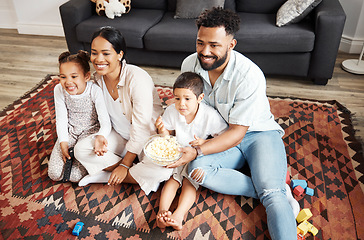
[60,0,94,53]
[308,0,346,82]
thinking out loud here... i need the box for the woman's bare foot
[156,210,171,229]
[164,213,184,231]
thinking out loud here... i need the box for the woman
[75,26,169,191]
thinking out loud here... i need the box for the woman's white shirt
[101,79,131,140]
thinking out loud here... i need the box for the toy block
[305,187,314,196]
[290,179,308,189]
[296,209,313,223]
[309,224,319,236]
[293,185,304,196]
[286,170,290,184]
[297,221,310,235]
[297,233,305,240]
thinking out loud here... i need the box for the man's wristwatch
[194,146,203,157]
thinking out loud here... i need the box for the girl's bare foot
[164,213,184,231]
[156,210,171,229]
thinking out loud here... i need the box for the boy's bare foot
[156,210,171,229]
[164,213,183,231]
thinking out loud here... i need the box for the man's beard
[198,50,228,71]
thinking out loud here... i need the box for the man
[167,7,297,240]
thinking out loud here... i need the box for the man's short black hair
[196,7,240,36]
[173,72,204,98]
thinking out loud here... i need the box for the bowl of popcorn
[144,135,182,166]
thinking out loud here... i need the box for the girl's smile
[59,62,90,95]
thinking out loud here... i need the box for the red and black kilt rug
[0,75,363,240]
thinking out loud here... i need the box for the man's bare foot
[164,213,184,231]
[156,210,171,229]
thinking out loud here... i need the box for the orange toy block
[297,233,305,240]
[293,185,304,196]
[286,170,290,184]
[297,234,305,240]
[296,209,313,223]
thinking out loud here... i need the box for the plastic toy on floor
[296,209,318,237]
[72,221,84,236]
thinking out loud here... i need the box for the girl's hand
[189,135,208,147]
[108,165,128,185]
[155,116,169,136]
[94,135,108,156]
[60,141,70,163]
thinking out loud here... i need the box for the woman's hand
[189,135,208,147]
[155,116,169,136]
[166,146,197,168]
[60,141,70,163]
[108,165,128,185]
[94,135,108,156]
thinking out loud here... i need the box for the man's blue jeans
[187,130,297,240]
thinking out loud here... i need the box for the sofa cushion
[276,0,322,27]
[144,12,197,52]
[76,8,164,49]
[234,13,315,53]
[131,0,167,10]
[174,0,225,19]
[167,0,236,12]
[236,0,286,13]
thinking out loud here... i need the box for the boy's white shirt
[54,81,111,143]
[162,102,228,147]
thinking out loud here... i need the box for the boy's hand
[60,141,70,163]
[155,116,169,136]
[189,135,208,147]
[94,135,108,156]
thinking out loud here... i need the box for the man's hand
[166,146,197,168]
[108,165,128,185]
[60,141,70,163]
[94,135,108,156]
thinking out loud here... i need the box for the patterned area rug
[0,75,363,240]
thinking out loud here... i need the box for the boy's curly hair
[196,7,240,36]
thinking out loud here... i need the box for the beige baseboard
[16,22,65,37]
[340,35,364,54]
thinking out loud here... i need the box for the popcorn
[145,135,181,162]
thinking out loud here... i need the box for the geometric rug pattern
[0,75,363,239]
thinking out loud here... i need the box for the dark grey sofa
[60,0,346,85]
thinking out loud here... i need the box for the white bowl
[143,135,182,166]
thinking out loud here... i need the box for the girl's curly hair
[196,7,240,36]
[58,50,90,75]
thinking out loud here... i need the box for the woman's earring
[118,58,122,61]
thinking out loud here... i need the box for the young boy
[155,71,228,230]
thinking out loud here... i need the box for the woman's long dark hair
[91,26,127,62]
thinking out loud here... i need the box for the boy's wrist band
[119,163,130,169]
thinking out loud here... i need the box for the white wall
[1,0,364,53]
[339,0,364,54]
[0,0,17,28]
[4,0,68,36]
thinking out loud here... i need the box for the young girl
[48,50,111,182]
